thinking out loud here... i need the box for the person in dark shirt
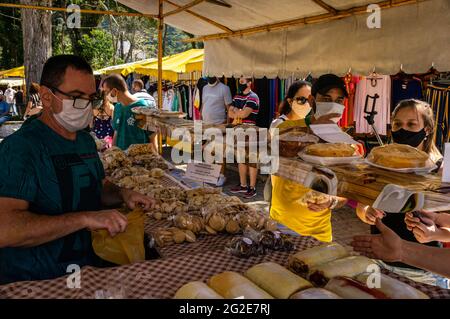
[229,77,260,199]
[14,89,25,118]
[356,99,447,288]
[0,55,155,284]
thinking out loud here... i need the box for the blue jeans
[0,115,10,125]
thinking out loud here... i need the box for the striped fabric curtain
[427,84,450,153]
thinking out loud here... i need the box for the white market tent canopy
[118,0,450,78]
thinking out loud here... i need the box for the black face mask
[392,128,427,148]
[238,83,248,93]
[207,77,217,85]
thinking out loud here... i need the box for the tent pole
[158,0,164,154]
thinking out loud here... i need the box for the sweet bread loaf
[304,143,356,157]
[308,256,374,287]
[208,271,274,299]
[174,281,224,299]
[244,262,313,299]
[288,243,349,277]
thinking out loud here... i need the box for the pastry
[288,243,349,277]
[174,282,224,299]
[245,263,312,299]
[324,277,389,299]
[368,144,430,169]
[208,271,274,299]
[304,143,356,157]
[308,256,374,287]
[290,288,342,299]
[355,273,429,299]
[278,129,320,158]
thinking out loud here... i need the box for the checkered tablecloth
[1,234,449,299]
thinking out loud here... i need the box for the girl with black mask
[356,99,448,289]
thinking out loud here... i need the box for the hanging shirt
[112,99,149,150]
[391,78,423,110]
[354,75,391,135]
[232,91,260,125]
[270,119,332,242]
[0,117,105,284]
[201,82,233,125]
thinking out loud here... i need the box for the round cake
[304,143,356,157]
[369,144,429,169]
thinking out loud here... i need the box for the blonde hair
[392,99,442,163]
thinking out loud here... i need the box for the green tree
[77,29,114,69]
[0,0,23,69]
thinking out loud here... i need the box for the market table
[1,234,449,299]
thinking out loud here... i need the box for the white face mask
[291,101,312,119]
[54,99,93,133]
[314,102,345,123]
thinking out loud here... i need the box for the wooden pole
[0,2,157,18]
[184,0,425,42]
[158,0,164,154]
[163,0,206,18]
[158,0,164,111]
[163,0,233,33]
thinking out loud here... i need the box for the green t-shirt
[112,99,149,150]
[0,117,105,284]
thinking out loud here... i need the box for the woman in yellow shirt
[270,76,348,242]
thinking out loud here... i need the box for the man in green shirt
[0,55,154,284]
[102,74,150,150]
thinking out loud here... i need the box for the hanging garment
[354,75,391,136]
[426,83,450,153]
[339,74,360,128]
[255,78,271,129]
[391,76,423,110]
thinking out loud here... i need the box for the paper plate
[364,158,437,174]
[299,152,363,166]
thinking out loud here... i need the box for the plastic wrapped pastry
[278,129,319,158]
[288,243,349,277]
[355,273,429,299]
[245,263,312,299]
[309,256,374,287]
[290,288,342,299]
[174,282,224,299]
[324,277,389,299]
[208,271,274,299]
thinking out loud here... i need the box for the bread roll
[288,243,349,277]
[324,277,389,299]
[369,144,429,168]
[305,143,356,157]
[245,262,313,299]
[208,271,274,299]
[290,288,342,299]
[355,273,429,299]
[309,256,374,287]
[174,281,224,299]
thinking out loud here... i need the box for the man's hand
[351,219,403,262]
[310,113,342,125]
[83,210,128,237]
[120,188,155,211]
